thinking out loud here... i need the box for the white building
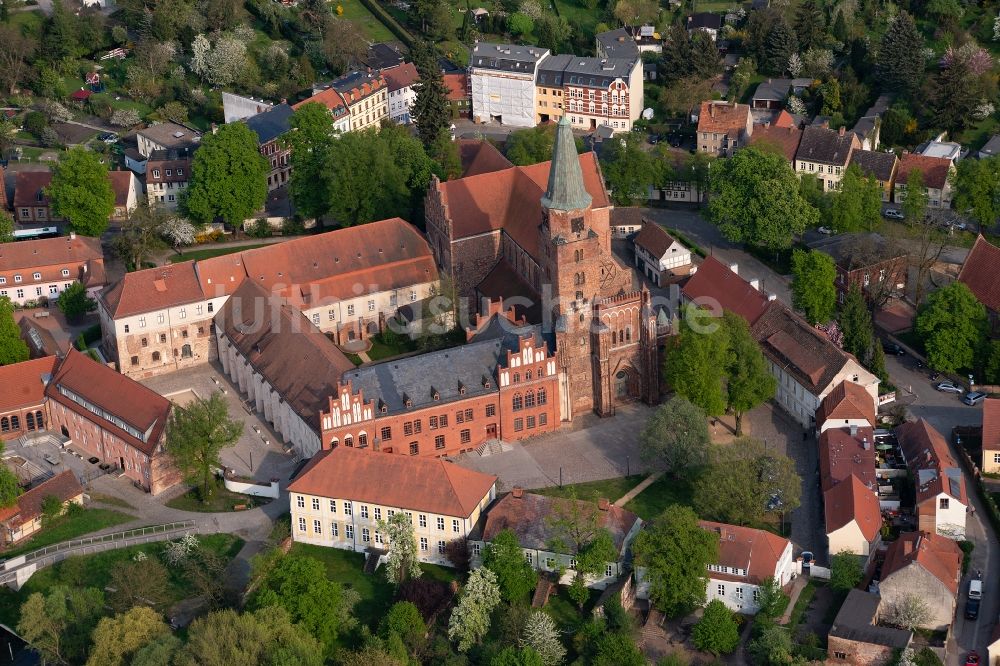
[632,221,692,286]
[288,445,498,566]
[222,92,274,124]
[384,63,419,124]
[136,123,201,159]
[0,234,106,308]
[470,43,550,128]
[897,419,968,540]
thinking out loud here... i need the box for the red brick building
[0,357,57,438]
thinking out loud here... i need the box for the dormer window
[177,167,183,176]
[13,275,21,283]
[61,269,70,277]
[152,169,160,178]
[32,272,41,281]
[165,169,172,176]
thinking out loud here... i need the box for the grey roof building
[849,149,898,182]
[828,589,912,660]
[537,55,638,90]
[796,126,858,166]
[244,103,294,145]
[979,134,1000,159]
[596,28,640,60]
[470,43,549,74]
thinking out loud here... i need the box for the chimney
[838,126,846,136]
[512,486,524,498]
[749,278,760,291]
[863,437,870,450]
[767,293,777,301]
[69,231,76,240]
[764,121,771,129]
[598,498,610,511]
[850,424,858,438]
[729,262,739,274]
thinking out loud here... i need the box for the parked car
[99,132,118,144]
[936,382,964,393]
[817,226,833,235]
[966,650,980,666]
[965,596,981,620]
[648,134,659,144]
[951,221,968,231]
[88,456,100,464]
[882,342,906,356]
[964,391,987,406]
[883,208,905,220]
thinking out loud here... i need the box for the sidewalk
[779,575,809,625]
[613,472,662,507]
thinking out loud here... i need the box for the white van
[969,578,983,600]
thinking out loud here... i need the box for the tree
[448,567,502,651]
[755,577,787,618]
[165,392,243,501]
[411,41,451,148]
[761,18,798,75]
[830,163,882,233]
[482,528,537,603]
[55,282,97,322]
[730,57,758,101]
[492,647,545,666]
[612,0,658,27]
[599,133,658,205]
[108,557,169,613]
[724,312,776,436]
[882,593,932,630]
[17,586,105,665]
[707,148,818,250]
[915,282,988,373]
[186,122,267,226]
[113,204,169,271]
[839,285,873,361]
[379,511,423,586]
[379,601,426,658]
[638,397,710,476]
[0,26,35,95]
[87,606,170,666]
[691,600,740,654]
[507,12,533,37]
[748,624,793,665]
[0,211,13,244]
[47,147,115,237]
[632,505,718,617]
[929,58,978,133]
[694,438,801,526]
[592,632,644,666]
[506,124,583,166]
[535,14,571,52]
[793,0,825,51]
[791,249,837,324]
[663,306,729,416]
[286,102,337,220]
[0,440,20,508]
[131,635,183,666]
[251,554,358,654]
[830,550,863,592]
[181,606,324,666]
[876,13,925,94]
[953,156,1000,233]
[0,297,29,366]
[519,610,565,666]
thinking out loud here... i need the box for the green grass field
[165,480,270,513]
[534,475,646,504]
[337,0,396,42]
[169,242,271,263]
[0,508,134,560]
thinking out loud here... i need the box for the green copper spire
[541,115,592,211]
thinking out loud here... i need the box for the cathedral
[426,116,663,421]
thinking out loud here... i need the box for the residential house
[443,72,471,119]
[848,150,898,202]
[686,13,723,40]
[535,55,643,132]
[384,63,419,124]
[470,489,642,589]
[0,233,106,307]
[145,149,192,210]
[795,126,860,192]
[242,103,294,192]
[0,357,58,438]
[878,531,961,631]
[99,218,440,378]
[109,170,141,221]
[680,256,771,325]
[817,232,908,305]
[917,136,964,163]
[751,78,812,110]
[988,625,1000,666]
[469,43,550,128]
[816,380,877,434]
[292,87,352,134]
[326,70,388,132]
[749,122,802,164]
[697,521,796,614]
[633,221,692,286]
[365,42,405,71]
[696,101,752,156]
[136,122,201,159]
[980,398,1000,473]
[12,172,59,224]
[44,349,182,494]
[978,134,1000,160]
[958,235,1000,334]
[288,445,497,567]
[894,153,954,209]
[827,589,912,665]
[896,419,967,539]
[0,471,83,546]
[819,424,883,556]
[595,28,640,60]
[850,95,890,151]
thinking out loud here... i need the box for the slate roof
[633,221,677,259]
[365,42,405,70]
[896,419,966,507]
[823,473,882,541]
[829,589,912,649]
[288,446,497,518]
[470,43,548,74]
[795,126,857,166]
[896,153,952,190]
[979,134,1000,159]
[45,349,172,455]
[849,150,898,181]
[244,103,294,145]
[983,398,1000,454]
[752,78,794,102]
[817,232,905,271]
[687,12,723,28]
[215,280,355,431]
[537,55,637,89]
[881,531,962,595]
[596,28,640,60]
[816,380,877,428]
[700,521,791,586]
[481,491,640,555]
[0,357,58,413]
[0,471,84,528]
[749,124,802,162]
[958,235,1000,312]
[340,322,550,415]
[681,256,769,325]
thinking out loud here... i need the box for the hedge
[358,0,414,47]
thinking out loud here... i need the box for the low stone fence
[222,470,280,499]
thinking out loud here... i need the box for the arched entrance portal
[614,367,640,401]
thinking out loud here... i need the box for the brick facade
[827,635,897,665]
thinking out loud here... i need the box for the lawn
[338,0,396,43]
[166,480,270,513]
[623,472,698,520]
[550,0,600,52]
[534,475,646,504]
[0,508,134,559]
[0,533,244,627]
[367,332,419,361]
[169,242,270,263]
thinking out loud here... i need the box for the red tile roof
[772,110,797,128]
[435,152,609,260]
[896,419,966,506]
[958,235,1000,313]
[983,398,1000,454]
[45,348,172,455]
[0,357,59,413]
[443,73,469,102]
[12,171,54,209]
[819,426,877,493]
[699,520,791,586]
[288,446,497,518]
[881,531,961,595]
[896,153,952,190]
[382,62,419,92]
[750,124,802,162]
[823,473,882,541]
[108,170,135,207]
[633,221,676,259]
[457,140,513,177]
[681,256,769,325]
[0,471,83,528]
[697,101,750,134]
[816,380,877,429]
[0,234,104,279]
[100,261,205,319]
[292,89,348,116]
